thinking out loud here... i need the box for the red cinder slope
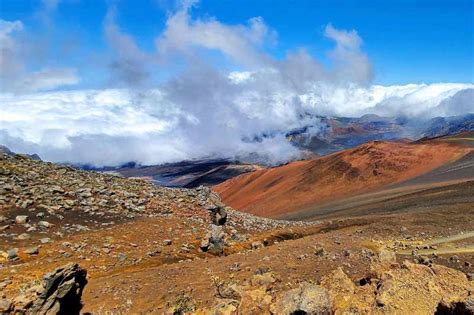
[214,141,471,218]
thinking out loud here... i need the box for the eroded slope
[214,141,470,218]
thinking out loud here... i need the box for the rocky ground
[0,152,473,314]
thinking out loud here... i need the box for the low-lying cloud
[1,83,472,166]
[0,1,472,166]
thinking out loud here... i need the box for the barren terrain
[0,135,473,314]
[215,138,472,218]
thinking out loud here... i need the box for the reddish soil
[214,141,471,218]
[1,138,473,313]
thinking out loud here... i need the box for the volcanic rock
[15,215,29,224]
[29,263,88,314]
[272,282,332,314]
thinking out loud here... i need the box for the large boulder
[200,224,225,255]
[204,189,228,225]
[7,263,89,315]
[373,261,473,314]
[272,282,332,315]
[31,263,87,314]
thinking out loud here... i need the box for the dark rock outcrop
[200,224,225,255]
[5,263,87,314]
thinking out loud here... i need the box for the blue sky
[0,0,473,87]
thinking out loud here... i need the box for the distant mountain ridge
[0,145,41,161]
[286,113,473,155]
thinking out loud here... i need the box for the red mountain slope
[214,141,471,218]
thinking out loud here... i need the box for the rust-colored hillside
[214,141,471,218]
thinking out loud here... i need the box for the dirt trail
[426,231,474,245]
[396,231,474,256]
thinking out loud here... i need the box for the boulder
[40,237,52,244]
[24,246,40,255]
[2,264,87,314]
[7,248,19,261]
[200,224,225,255]
[0,299,12,313]
[378,248,396,263]
[206,191,228,225]
[15,215,29,224]
[38,221,53,228]
[272,282,332,315]
[435,297,474,314]
[29,263,88,315]
[17,233,31,240]
[251,241,264,249]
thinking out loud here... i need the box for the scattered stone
[251,241,264,250]
[163,239,172,246]
[419,256,432,266]
[147,249,161,257]
[7,248,19,261]
[38,221,53,228]
[15,215,29,224]
[314,246,325,257]
[379,248,396,263]
[24,246,39,255]
[117,253,127,262]
[39,238,51,244]
[0,299,12,313]
[17,233,31,240]
[255,266,272,275]
[230,263,241,272]
[0,280,12,289]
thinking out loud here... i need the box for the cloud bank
[0,2,472,166]
[1,82,472,166]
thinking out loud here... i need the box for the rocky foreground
[0,152,473,314]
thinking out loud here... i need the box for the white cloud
[0,18,79,93]
[324,24,372,84]
[104,6,153,87]
[155,5,275,67]
[0,83,472,166]
[14,68,80,93]
[0,19,25,85]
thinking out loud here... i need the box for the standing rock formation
[199,187,228,255]
[1,263,87,314]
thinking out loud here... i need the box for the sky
[0,0,473,166]
[0,0,472,86]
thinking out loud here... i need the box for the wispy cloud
[0,17,80,93]
[104,6,153,87]
[0,1,472,166]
